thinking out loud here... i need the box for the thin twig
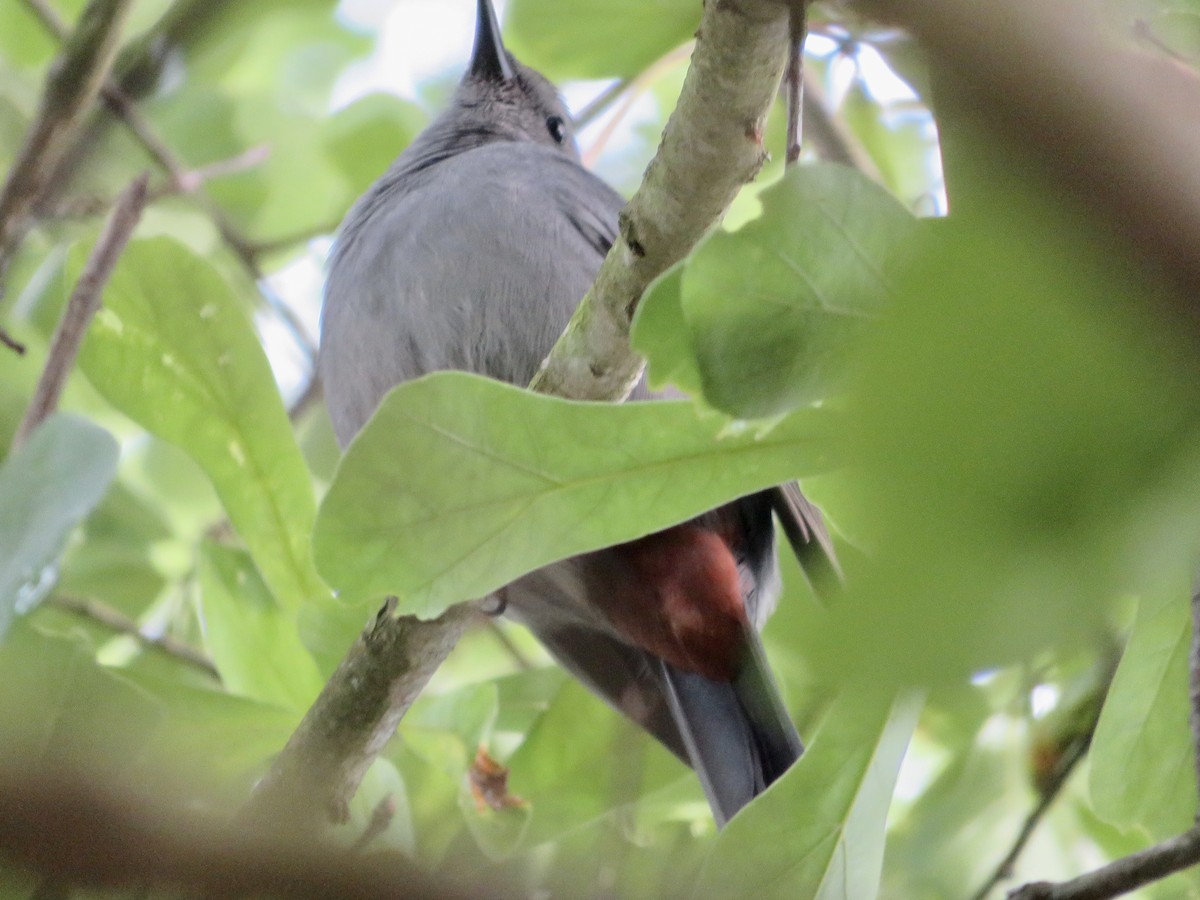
[1007,828,1200,900]
[13,173,148,449]
[971,729,1093,900]
[45,593,219,680]
[287,372,323,424]
[0,0,134,275]
[785,1,809,165]
[574,77,632,129]
[349,794,395,853]
[481,616,533,671]
[801,68,882,180]
[0,327,26,355]
[40,147,272,221]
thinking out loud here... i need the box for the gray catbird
[320,0,836,827]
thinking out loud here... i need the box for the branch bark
[244,0,799,837]
[529,0,793,401]
[241,601,476,835]
[0,0,134,275]
[1007,829,1200,900]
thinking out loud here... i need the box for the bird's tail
[659,629,802,827]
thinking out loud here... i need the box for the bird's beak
[470,0,515,83]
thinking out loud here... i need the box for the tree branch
[243,0,800,837]
[13,173,147,449]
[240,601,477,836]
[0,0,134,275]
[0,766,503,899]
[1007,828,1200,900]
[529,0,793,400]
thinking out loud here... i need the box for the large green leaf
[807,196,1200,683]
[697,689,921,900]
[313,371,834,615]
[0,414,118,640]
[1090,580,1197,838]
[633,163,914,418]
[506,0,697,80]
[79,237,326,615]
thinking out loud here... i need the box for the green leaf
[0,619,163,768]
[1090,580,1197,838]
[633,163,915,418]
[313,371,834,615]
[506,679,688,848]
[506,0,696,80]
[78,237,326,616]
[632,266,702,398]
[323,93,427,198]
[197,543,324,710]
[697,689,921,900]
[0,414,118,640]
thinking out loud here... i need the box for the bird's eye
[546,115,567,144]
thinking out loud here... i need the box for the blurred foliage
[1,0,1199,897]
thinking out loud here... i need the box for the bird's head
[441,0,581,160]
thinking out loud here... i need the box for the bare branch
[0,766,502,899]
[1007,828,1200,900]
[44,593,219,680]
[13,174,148,449]
[530,0,793,400]
[0,0,135,274]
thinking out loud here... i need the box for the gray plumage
[321,0,830,827]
